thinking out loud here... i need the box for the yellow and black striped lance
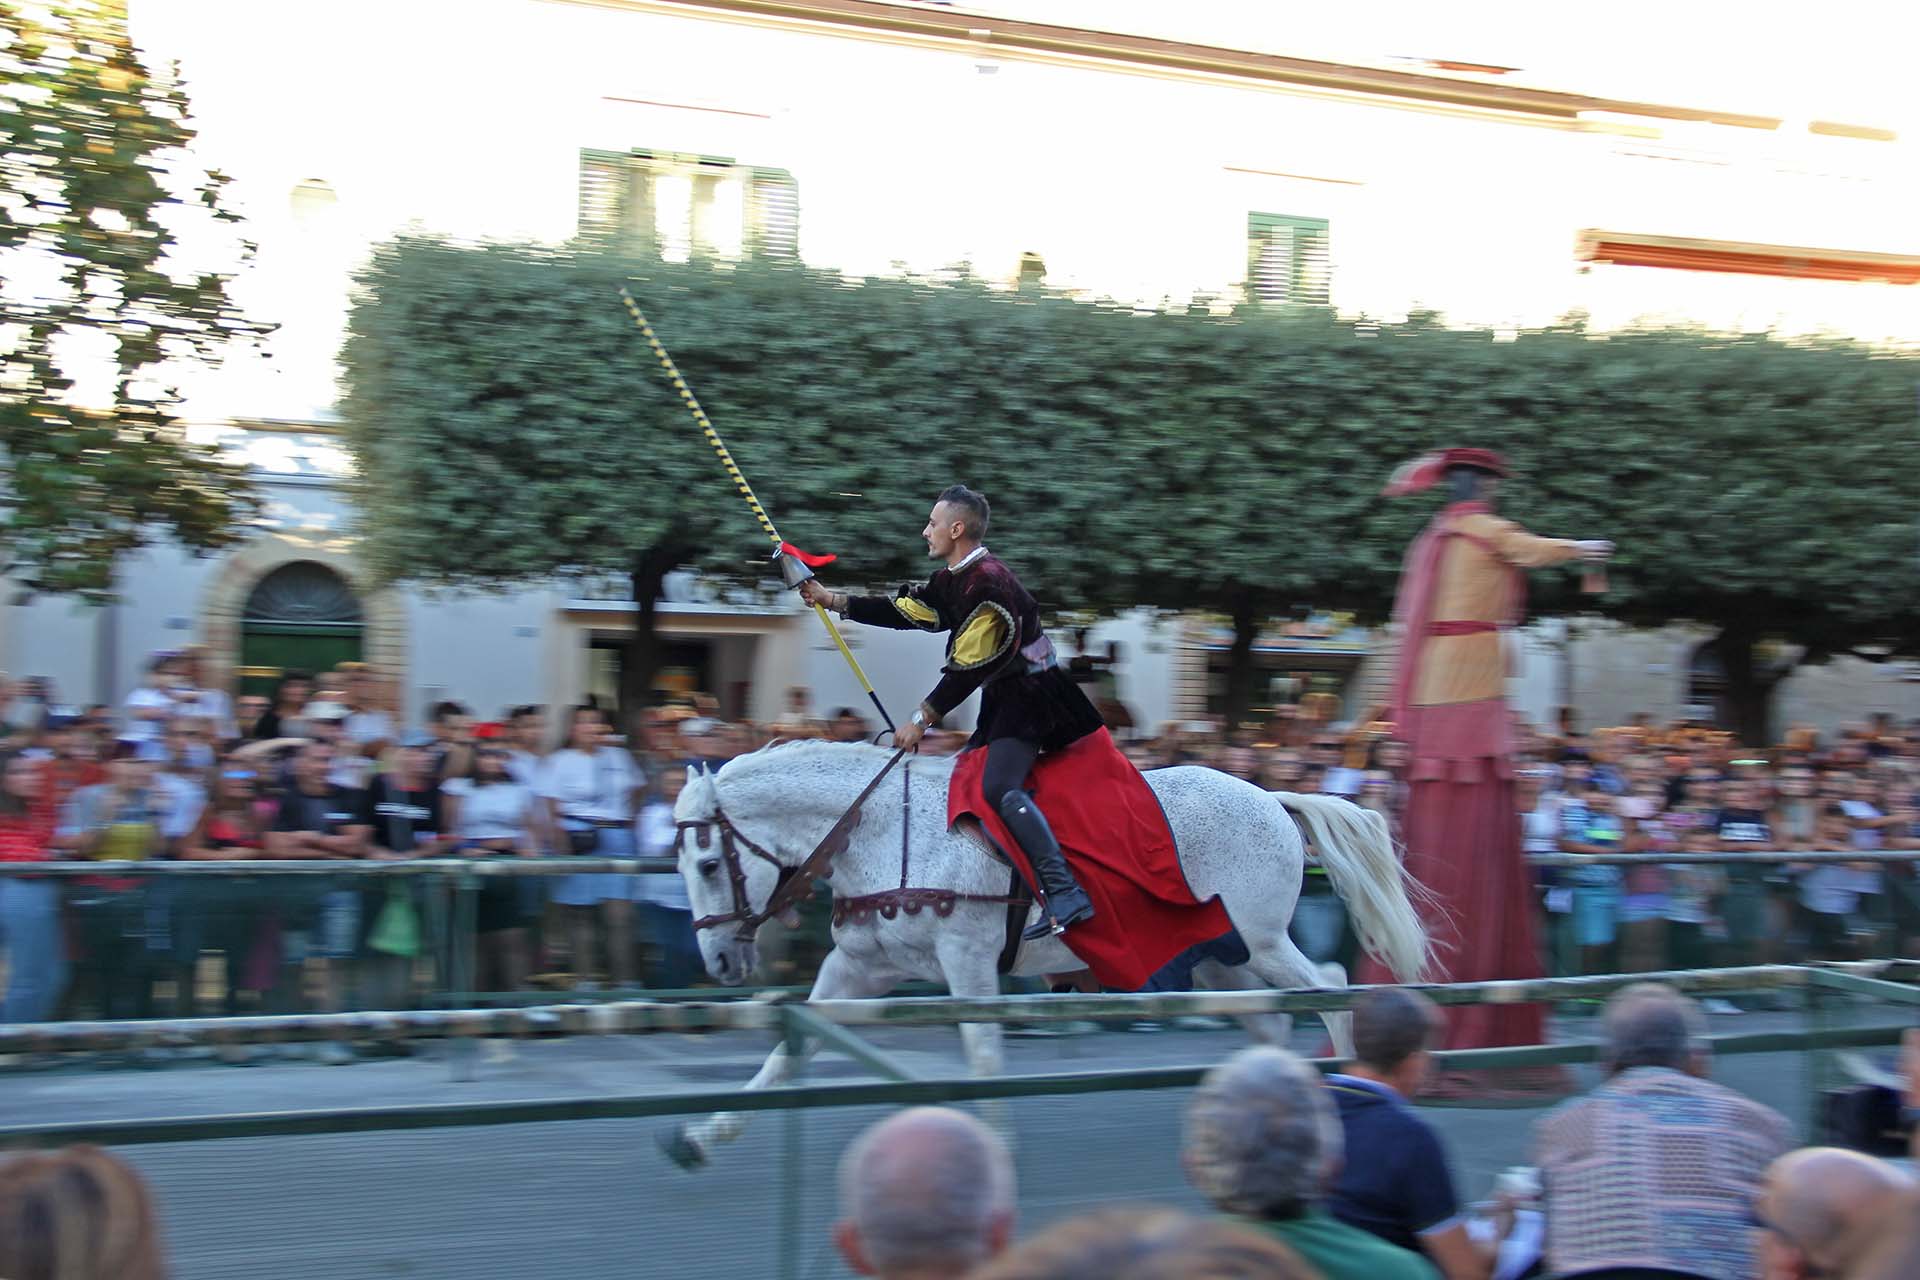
[617,286,895,733]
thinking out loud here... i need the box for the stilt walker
[1366,449,1612,1067]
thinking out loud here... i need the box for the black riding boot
[1000,789,1096,939]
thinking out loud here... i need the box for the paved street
[0,1005,1845,1279]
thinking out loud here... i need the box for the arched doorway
[239,561,364,698]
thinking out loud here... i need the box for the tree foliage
[341,235,1920,727]
[0,0,270,597]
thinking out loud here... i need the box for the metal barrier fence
[0,851,1915,1033]
[0,962,1914,1279]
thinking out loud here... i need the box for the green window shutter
[580,149,798,261]
[748,167,799,261]
[1248,212,1330,306]
[578,149,633,242]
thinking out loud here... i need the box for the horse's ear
[686,765,703,787]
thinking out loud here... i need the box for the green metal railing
[1,851,1914,1029]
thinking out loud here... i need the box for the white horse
[664,739,1429,1167]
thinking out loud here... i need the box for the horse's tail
[1273,793,1432,983]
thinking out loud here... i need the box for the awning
[1577,230,1920,285]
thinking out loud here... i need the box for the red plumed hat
[1382,447,1510,497]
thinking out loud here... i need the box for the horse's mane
[715,737,957,782]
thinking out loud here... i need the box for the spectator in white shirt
[501,706,543,784]
[636,766,701,987]
[537,706,645,988]
[336,662,394,766]
[175,645,236,740]
[120,654,185,749]
[445,744,538,991]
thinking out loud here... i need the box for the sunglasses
[222,769,256,781]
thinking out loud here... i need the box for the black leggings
[981,738,1039,813]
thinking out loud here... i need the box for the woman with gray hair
[1182,1047,1434,1280]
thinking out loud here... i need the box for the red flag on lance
[777,542,837,568]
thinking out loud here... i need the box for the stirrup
[1022,913,1067,941]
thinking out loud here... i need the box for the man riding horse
[800,485,1101,939]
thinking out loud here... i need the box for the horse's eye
[698,858,720,878]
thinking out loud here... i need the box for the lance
[617,286,896,734]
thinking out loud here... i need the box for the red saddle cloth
[948,728,1232,990]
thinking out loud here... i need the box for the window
[578,148,798,262]
[1247,212,1330,306]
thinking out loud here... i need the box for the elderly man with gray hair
[1183,1045,1437,1279]
[834,1106,1016,1279]
[1533,982,1790,1280]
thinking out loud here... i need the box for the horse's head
[672,763,797,986]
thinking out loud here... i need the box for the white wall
[405,586,559,724]
[120,0,1919,437]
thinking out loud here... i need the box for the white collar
[950,545,989,572]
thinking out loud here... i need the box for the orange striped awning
[1577,230,1920,285]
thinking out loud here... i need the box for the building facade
[4,0,1914,735]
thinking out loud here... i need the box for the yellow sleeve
[1472,515,1584,570]
[949,603,1014,670]
[891,594,941,629]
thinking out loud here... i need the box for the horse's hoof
[658,1126,708,1172]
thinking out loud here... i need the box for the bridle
[678,747,909,942]
[677,806,796,939]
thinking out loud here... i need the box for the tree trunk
[619,545,681,726]
[1713,625,1779,747]
[1223,598,1262,728]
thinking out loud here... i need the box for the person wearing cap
[1368,448,1612,1062]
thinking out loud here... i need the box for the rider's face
[922,501,965,559]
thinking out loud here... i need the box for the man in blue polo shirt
[1327,988,1492,1280]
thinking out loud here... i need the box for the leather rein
[679,747,909,940]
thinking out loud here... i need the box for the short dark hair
[430,700,470,724]
[1351,988,1439,1073]
[936,485,990,541]
[1602,983,1703,1071]
[0,751,30,819]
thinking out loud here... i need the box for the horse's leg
[936,937,1010,1141]
[664,945,901,1170]
[1240,933,1355,1059]
[1192,957,1290,1046]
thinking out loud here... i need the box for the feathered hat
[1382,447,1510,498]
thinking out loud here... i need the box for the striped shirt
[1534,1067,1789,1280]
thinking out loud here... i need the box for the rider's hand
[896,720,926,752]
[798,579,834,610]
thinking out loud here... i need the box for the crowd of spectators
[2,650,1919,1045]
[1123,703,1920,980]
[2,653,1920,1275]
[831,984,1920,1280]
[0,655,899,1049]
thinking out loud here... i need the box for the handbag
[369,883,421,957]
[563,749,617,855]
